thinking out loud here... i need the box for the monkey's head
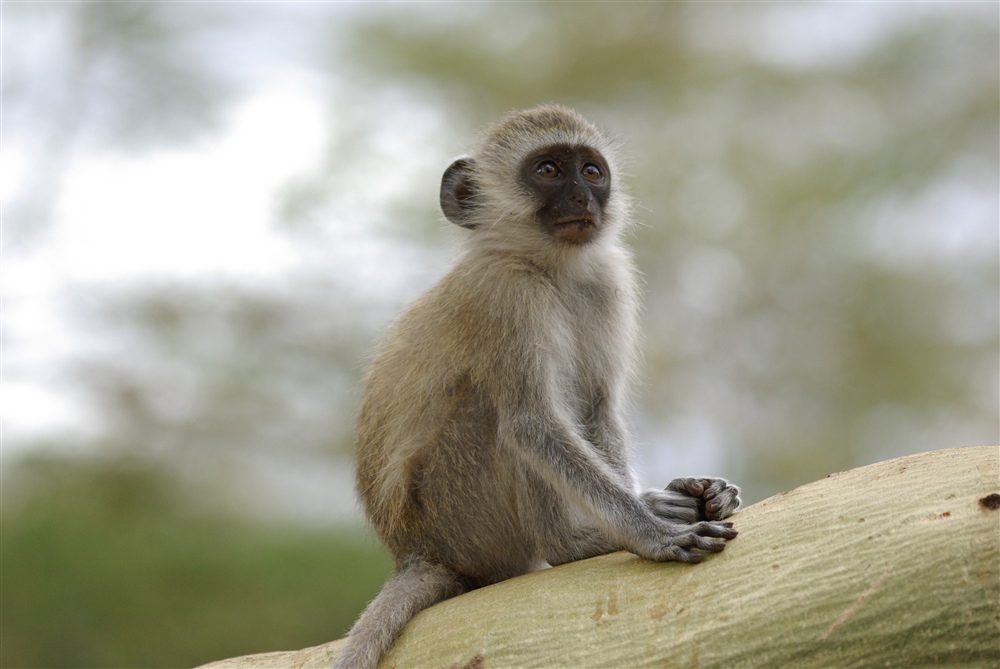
[440,105,630,247]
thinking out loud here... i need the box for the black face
[521,144,611,245]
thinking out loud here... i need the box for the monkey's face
[440,105,625,243]
[520,144,611,245]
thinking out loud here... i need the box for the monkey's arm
[484,328,734,563]
[583,384,741,524]
[499,391,734,563]
[454,266,735,563]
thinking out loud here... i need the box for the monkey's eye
[536,161,560,179]
[581,164,603,181]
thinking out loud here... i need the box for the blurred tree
[74,284,367,460]
[4,2,236,242]
[2,454,391,668]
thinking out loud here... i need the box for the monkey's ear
[440,157,480,229]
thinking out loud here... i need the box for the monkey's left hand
[642,478,741,524]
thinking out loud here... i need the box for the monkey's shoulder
[372,252,638,374]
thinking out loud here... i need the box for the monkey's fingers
[667,478,742,520]
[666,477,708,497]
[658,546,705,564]
[702,480,742,520]
[654,534,730,563]
[687,520,739,542]
[671,521,737,555]
[685,534,729,553]
[639,520,738,562]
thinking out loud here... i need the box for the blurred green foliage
[3,455,391,668]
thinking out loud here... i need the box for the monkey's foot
[642,478,741,523]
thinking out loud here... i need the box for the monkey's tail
[332,556,465,669]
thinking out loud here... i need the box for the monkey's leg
[544,525,618,567]
[332,557,464,669]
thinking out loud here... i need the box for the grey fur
[333,105,740,669]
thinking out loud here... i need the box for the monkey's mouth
[552,217,598,244]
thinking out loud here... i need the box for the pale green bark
[200,445,1000,669]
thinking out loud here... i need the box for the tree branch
[200,444,1000,669]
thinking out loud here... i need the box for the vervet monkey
[333,104,741,669]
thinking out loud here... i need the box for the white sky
[4,75,331,447]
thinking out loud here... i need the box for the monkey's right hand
[627,517,738,564]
